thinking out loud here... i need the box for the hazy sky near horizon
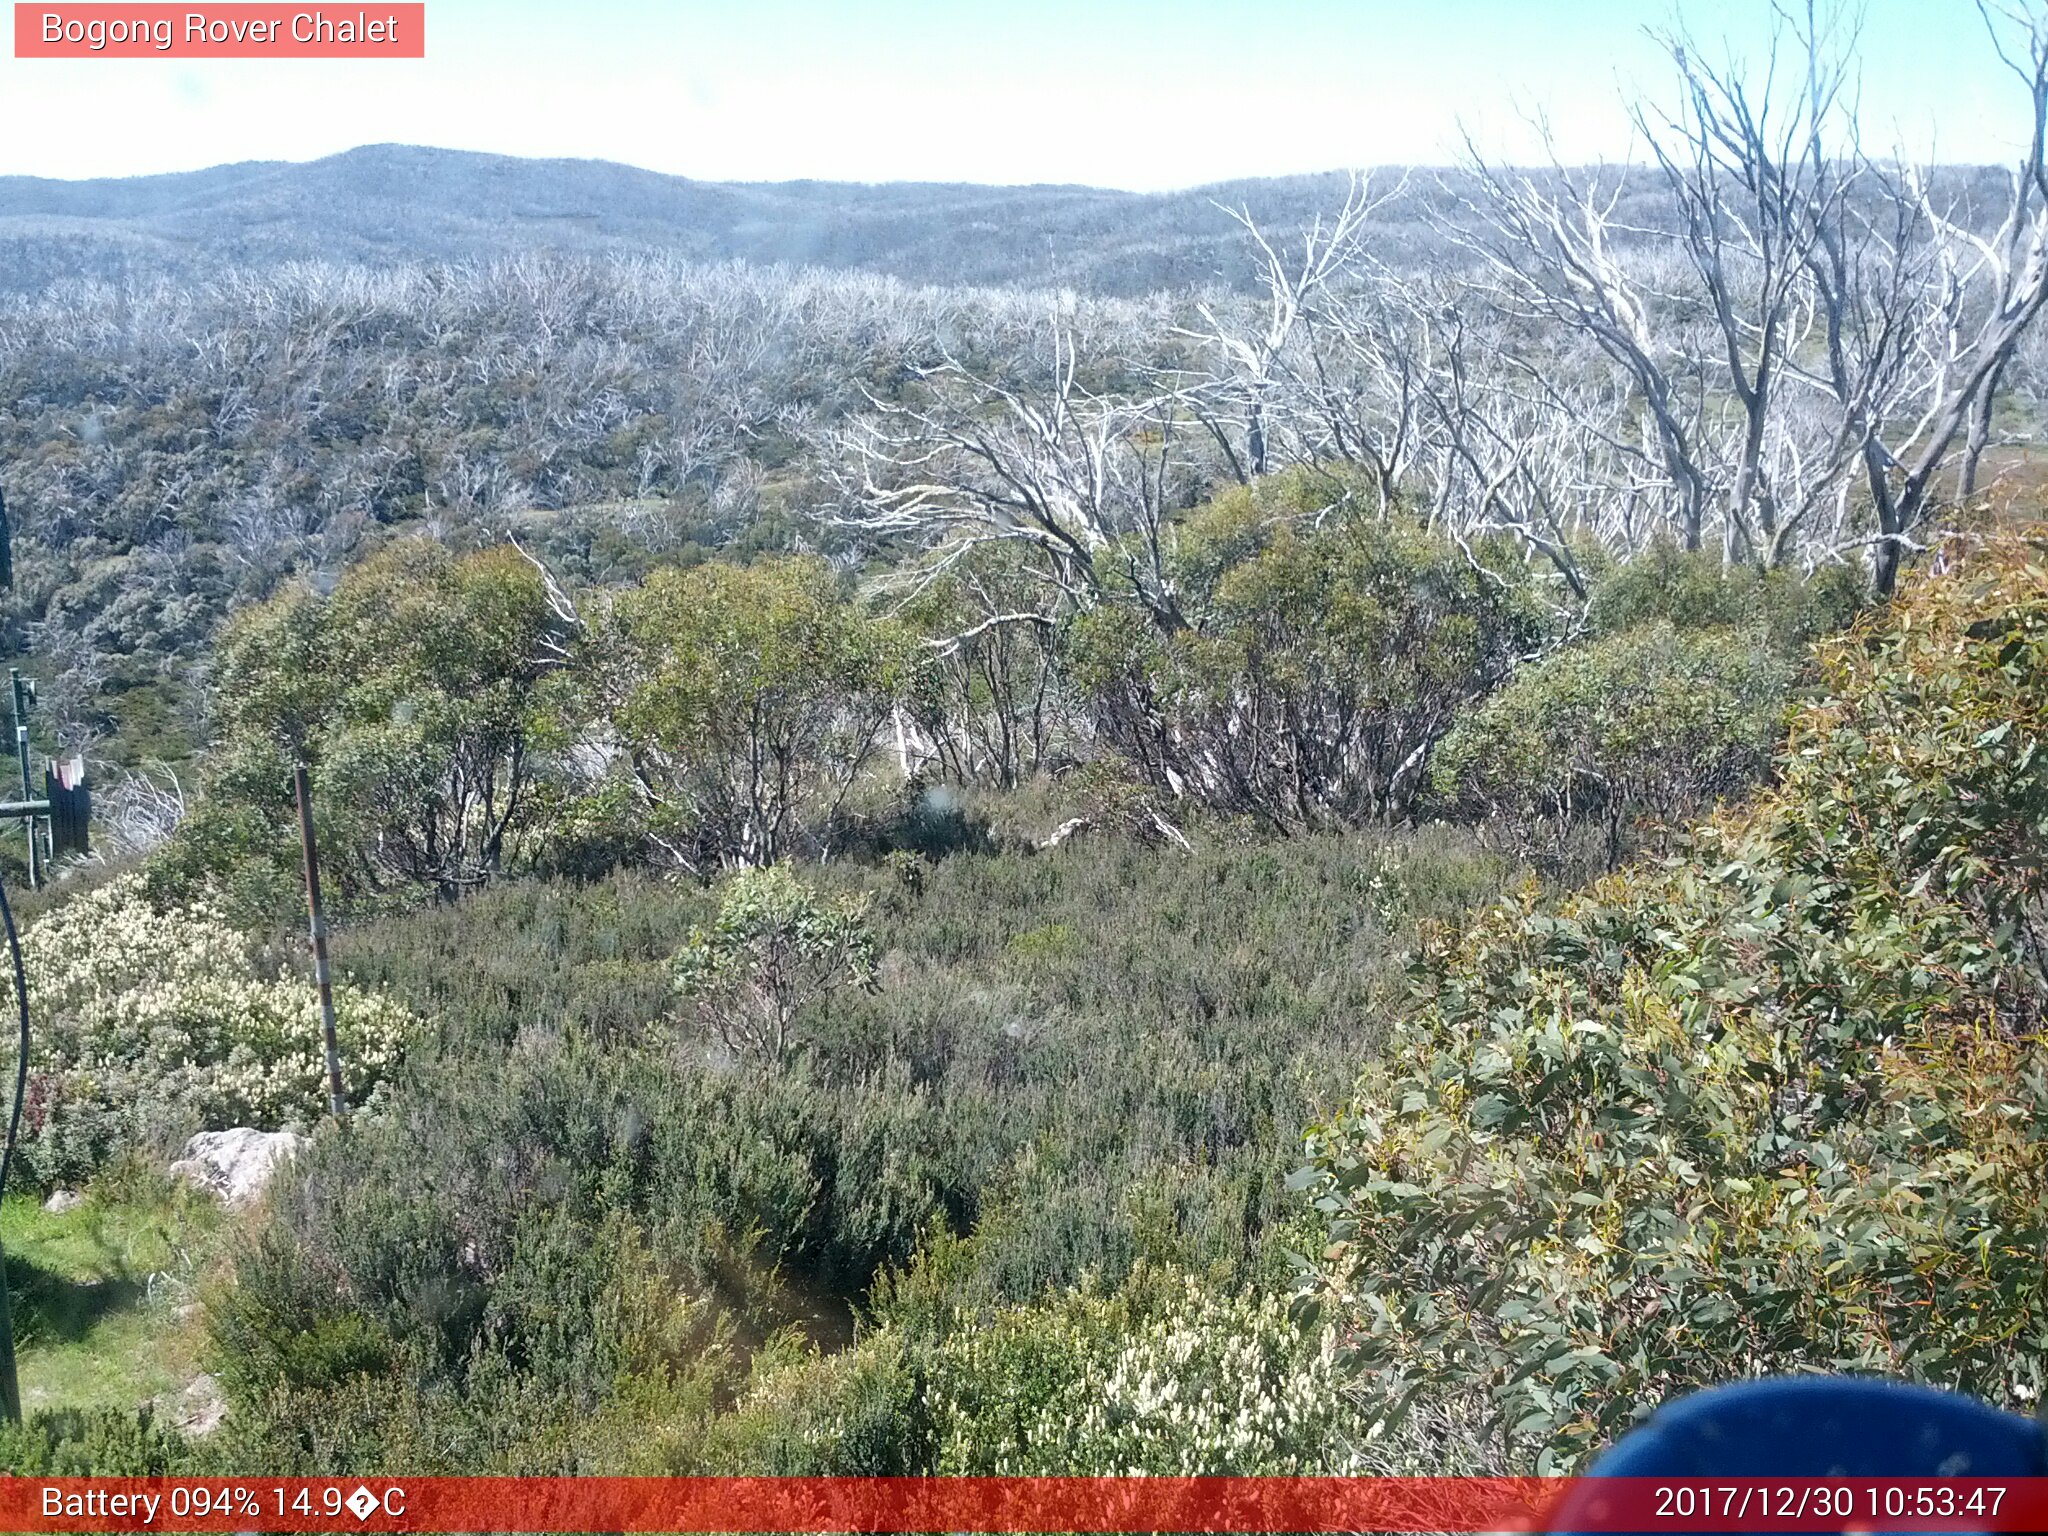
[0,0,2036,188]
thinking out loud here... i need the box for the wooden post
[293,764,347,1120]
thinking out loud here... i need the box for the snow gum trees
[1443,1,2048,593]
[181,540,571,905]
[587,558,918,874]
[1173,3,2048,596]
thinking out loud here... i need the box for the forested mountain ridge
[0,145,1382,295]
[4,143,2018,298]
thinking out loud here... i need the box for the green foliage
[212,1212,742,1474]
[1587,543,1865,647]
[571,1261,1362,1478]
[17,874,414,1186]
[202,825,1509,1470]
[640,1327,933,1475]
[1070,479,1546,830]
[212,1234,397,1399]
[1429,542,1865,866]
[673,866,880,1060]
[920,1264,1351,1474]
[704,1250,1504,1480]
[1432,622,1792,865]
[169,540,570,908]
[1294,533,2048,1473]
[896,543,1065,789]
[592,557,915,870]
[0,1407,195,1475]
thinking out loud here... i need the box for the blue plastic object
[1546,1376,2046,1534]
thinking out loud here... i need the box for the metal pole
[9,672,33,892]
[293,764,347,1120]
[0,1251,19,1425]
[0,870,27,1425]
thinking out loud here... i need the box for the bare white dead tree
[92,760,188,856]
[1403,301,1640,605]
[1177,174,1406,483]
[1196,184,1668,603]
[834,322,1208,634]
[1286,256,1435,503]
[1441,0,2048,593]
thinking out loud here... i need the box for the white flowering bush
[17,874,415,1186]
[634,1261,1501,1476]
[923,1266,1355,1475]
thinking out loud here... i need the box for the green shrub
[218,1299,398,1399]
[210,824,1513,1469]
[1294,533,2048,1472]
[1069,497,1544,831]
[673,866,879,1061]
[896,543,1068,790]
[171,540,571,910]
[694,1260,1359,1477]
[212,1209,741,1474]
[1587,543,1864,647]
[688,1329,932,1475]
[590,557,916,871]
[0,1407,195,1475]
[1432,622,1792,865]
[17,874,415,1186]
[715,1250,1504,1479]
[921,1264,1351,1475]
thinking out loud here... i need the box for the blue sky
[0,0,2034,187]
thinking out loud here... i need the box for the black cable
[0,866,27,1421]
[0,869,27,1206]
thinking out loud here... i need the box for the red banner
[3,1475,2047,1532]
[14,5,424,58]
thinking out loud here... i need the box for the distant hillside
[0,144,2019,299]
[0,144,1425,296]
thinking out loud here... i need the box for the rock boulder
[168,1128,307,1208]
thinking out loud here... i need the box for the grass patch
[0,1180,223,1416]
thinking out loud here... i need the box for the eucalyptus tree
[586,556,917,873]
[194,539,574,905]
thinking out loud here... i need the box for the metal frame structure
[0,490,92,1422]
[0,670,89,884]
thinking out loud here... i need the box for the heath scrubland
[3,0,2048,1480]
